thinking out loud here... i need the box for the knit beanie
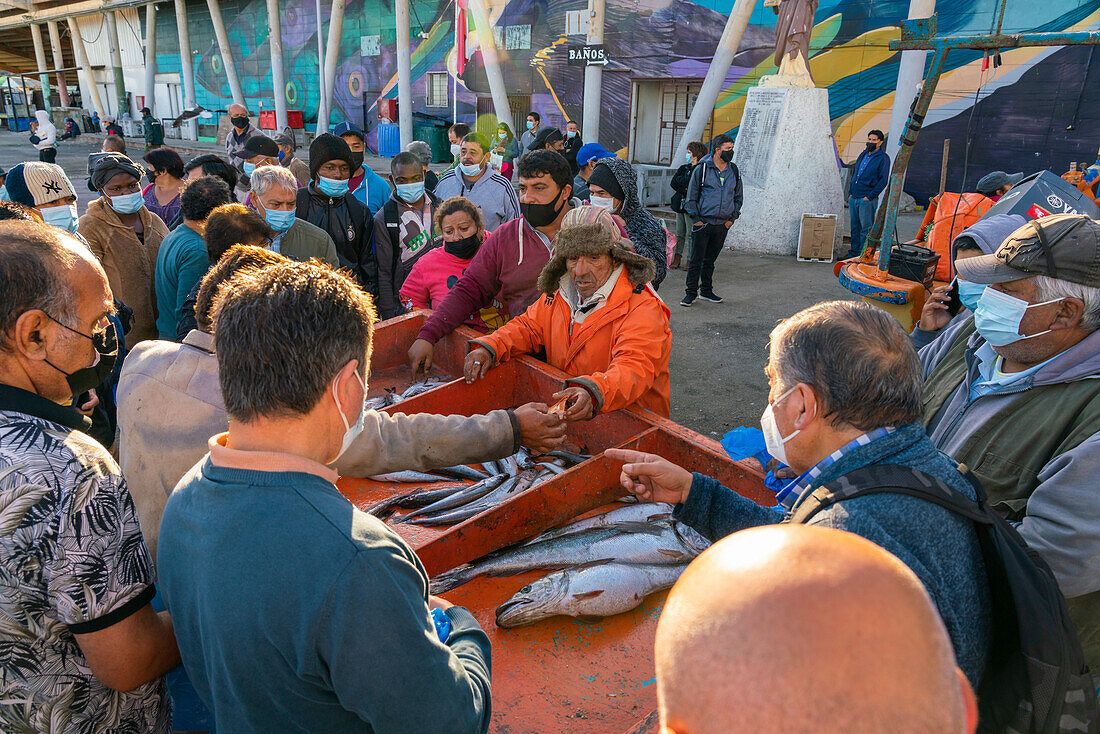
[309,133,355,180]
[587,161,625,201]
[5,162,77,206]
[89,153,144,192]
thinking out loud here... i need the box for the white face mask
[332,368,367,461]
[589,195,615,212]
[760,385,808,467]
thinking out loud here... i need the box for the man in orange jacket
[464,206,671,418]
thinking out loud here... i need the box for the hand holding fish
[464,347,494,384]
[604,449,693,505]
[513,403,568,453]
[550,387,594,421]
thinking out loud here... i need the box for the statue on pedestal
[771,0,819,83]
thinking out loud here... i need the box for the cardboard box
[797,213,838,263]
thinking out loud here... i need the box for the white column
[30,24,52,113]
[174,0,199,139]
[205,0,246,106]
[316,0,345,134]
[105,11,129,116]
[467,0,513,132]
[580,0,605,144]
[66,16,107,118]
[144,4,158,115]
[887,0,936,163]
[315,0,326,125]
[396,0,413,147]
[265,0,288,129]
[47,21,71,108]
[671,0,755,166]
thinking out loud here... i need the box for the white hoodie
[33,110,56,150]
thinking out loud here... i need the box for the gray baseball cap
[273,132,295,147]
[955,213,1100,286]
[975,170,1024,196]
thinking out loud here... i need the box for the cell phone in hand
[946,279,962,317]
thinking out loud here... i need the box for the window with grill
[426,72,448,108]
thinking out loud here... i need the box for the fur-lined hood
[537,220,656,294]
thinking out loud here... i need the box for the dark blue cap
[577,143,613,167]
[332,121,365,141]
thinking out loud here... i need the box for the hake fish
[522,503,674,546]
[369,470,454,483]
[430,521,709,593]
[366,483,470,520]
[495,561,688,628]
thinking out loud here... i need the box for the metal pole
[173,0,198,139]
[105,11,129,117]
[396,0,413,148]
[144,3,157,115]
[671,0,754,166]
[47,21,71,108]
[30,24,53,113]
[315,0,326,126]
[266,0,288,129]
[316,0,345,134]
[580,0,605,144]
[205,0,246,106]
[66,16,107,118]
[467,0,513,132]
[887,0,935,164]
[863,48,948,265]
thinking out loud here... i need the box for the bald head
[656,525,975,734]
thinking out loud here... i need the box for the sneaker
[698,292,723,303]
[680,296,695,307]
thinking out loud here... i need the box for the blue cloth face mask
[40,203,78,233]
[316,175,350,197]
[974,286,1064,347]
[264,207,296,232]
[957,278,987,312]
[107,191,144,215]
[458,162,483,177]
[395,181,425,203]
[242,161,257,177]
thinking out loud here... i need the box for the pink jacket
[399,248,506,332]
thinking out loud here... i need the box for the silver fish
[369,470,453,483]
[495,561,688,628]
[400,473,509,520]
[366,484,469,519]
[410,468,543,526]
[435,464,490,482]
[430,522,709,593]
[522,503,674,545]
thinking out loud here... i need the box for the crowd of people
[0,107,1097,734]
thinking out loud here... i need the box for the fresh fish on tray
[521,503,674,546]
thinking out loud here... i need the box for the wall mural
[168,0,1100,202]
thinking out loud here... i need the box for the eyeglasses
[43,312,118,356]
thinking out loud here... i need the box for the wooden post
[939,138,950,195]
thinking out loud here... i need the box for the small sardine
[495,561,688,628]
[369,470,453,484]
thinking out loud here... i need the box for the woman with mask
[78,153,169,344]
[585,156,668,288]
[142,147,187,228]
[912,214,1028,349]
[400,197,505,332]
[492,122,520,181]
[30,110,57,163]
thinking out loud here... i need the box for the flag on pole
[456,0,468,75]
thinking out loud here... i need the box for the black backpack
[789,463,1099,734]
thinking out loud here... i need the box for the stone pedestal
[726,80,844,256]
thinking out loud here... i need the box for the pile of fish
[428,503,711,627]
[366,449,591,525]
[365,375,451,411]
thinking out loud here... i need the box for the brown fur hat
[537,205,657,294]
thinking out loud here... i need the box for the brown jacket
[284,155,311,188]
[117,330,520,561]
[78,197,168,345]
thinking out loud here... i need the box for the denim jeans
[848,196,877,255]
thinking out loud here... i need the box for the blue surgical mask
[0,185,8,201]
[526,121,535,131]
[316,175,350,197]
[957,278,987,312]
[264,207,296,232]
[458,162,483,177]
[277,150,286,162]
[107,191,144,215]
[973,287,1064,347]
[566,130,577,139]
[40,203,78,233]
[395,181,425,203]
[685,151,692,163]
[243,161,257,177]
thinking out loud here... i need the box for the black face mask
[348,151,365,171]
[230,115,249,130]
[719,149,734,163]
[866,141,878,152]
[43,318,119,396]
[445,233,482,259]
[521,190,566,228]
